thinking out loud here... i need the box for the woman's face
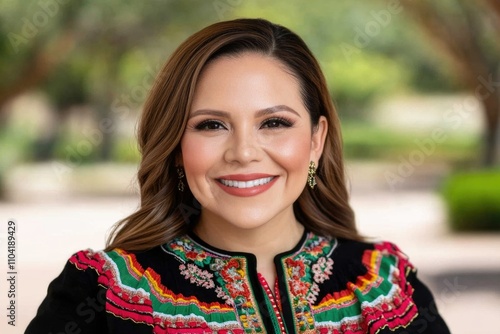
[181,52,327,231]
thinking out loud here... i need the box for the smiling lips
[217,174,277,197]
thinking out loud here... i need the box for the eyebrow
[189,105,301,119]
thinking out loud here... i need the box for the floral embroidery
[165,237,265,333]
[169,239,209,264]
[312,257,334,284]
[286,258,306,278]
[303,236,332,256]
[160,234,418,334]
[215,286,233,305]
[281,234,335,332]
[306,283,320,304]
[209,258,225,271]
[179,263,215,289]
[217,258,264,331]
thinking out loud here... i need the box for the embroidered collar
[183,228,311,262]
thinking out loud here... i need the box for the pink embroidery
[312,257,334,284]
[179,263,215,289]
[215,286,233,305]
[306,283,320,304]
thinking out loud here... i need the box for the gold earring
[308,161,317,189]
[177,166,185,192]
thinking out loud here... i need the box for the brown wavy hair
[105,18,361,252]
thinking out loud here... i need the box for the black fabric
[25,238,451,334]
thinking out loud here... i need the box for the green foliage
[0,123,37,198]
[52,131,100,165]
[323,52,410,119]
[1,1,497,168]
[111,138,140,163]
[44,60,89,109]
[342,122,477,162]
[231,0,439,119]
[442,171,500,231]
[51,133,140,165]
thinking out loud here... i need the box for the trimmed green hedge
[442,170,500,231]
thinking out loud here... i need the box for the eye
[261,117,294,129]
[194,120,227,131]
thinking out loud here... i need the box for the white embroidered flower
[179,263,215,289]
[215,286,233,305]
[312,257,334,284]
[306,282,320,304]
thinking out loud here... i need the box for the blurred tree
[0,1,82,108]
[2,0,497,167]
[232,0,417,119]
[1,1,219,161]
[403,0,500,166]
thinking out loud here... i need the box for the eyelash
[194,120,226,131]
[261,117,294,128]
[194,117,294,131]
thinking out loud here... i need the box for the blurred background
[0,0,499,333]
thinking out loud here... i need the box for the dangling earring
[307,161,317,189]
[177,166,185,192]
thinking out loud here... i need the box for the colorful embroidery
[312,257,334,284]
[281,234,336,332]
[168,239,209,264]
[179,263,215,289]
[215,286,232,305]
[68,234,421,334]
[312,242,419,334]
[258,273,287,333]
[218,258,264,331]
[164,236,266,333]
[70,249,239,333]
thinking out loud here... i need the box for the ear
[310,116,328,162]
[174,149,183,166]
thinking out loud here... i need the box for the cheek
[180,136,214,179]
[265,134,312,173]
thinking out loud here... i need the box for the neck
[193,211,305,263]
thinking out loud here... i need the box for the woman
[26,18,450,333]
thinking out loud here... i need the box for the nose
[223,127,262,164]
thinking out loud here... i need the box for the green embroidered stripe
[105,251,238,322]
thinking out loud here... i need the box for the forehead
[191,53,304,112]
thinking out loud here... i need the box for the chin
[223,217,271,230]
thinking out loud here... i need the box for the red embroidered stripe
[257,273,286,333]
[106,289,152,313]
[106,300,154,324]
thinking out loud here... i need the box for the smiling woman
[26,18,450,333]
[181,53,328,286]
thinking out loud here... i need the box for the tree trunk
[402,0,500,166]
[481,69,500,166]
[96,103,115,162]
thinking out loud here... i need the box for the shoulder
[68,246,170,283]
[332,238,414,274]
[297,233,413,277]
[304,237,420,332]
[328,238,416,301]
[334,237,410,258]
[309,237,450,333]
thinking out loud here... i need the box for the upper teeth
[220,177,273,188]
